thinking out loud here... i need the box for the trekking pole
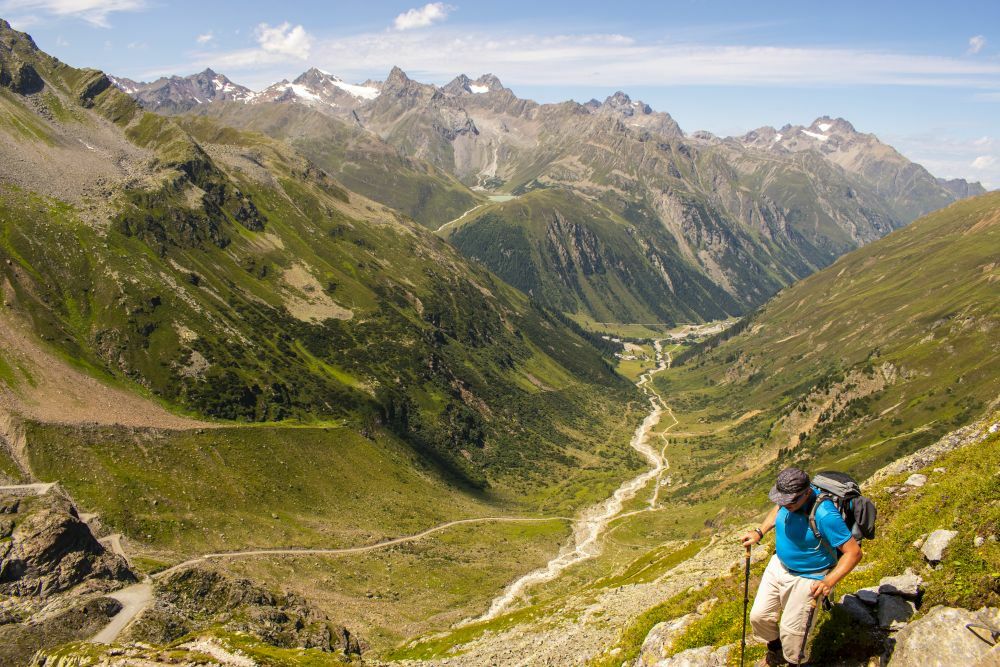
[740,544,751,667]
[797,597,819,665]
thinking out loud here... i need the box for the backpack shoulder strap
[809,493,840,560]
[808,493,827,540]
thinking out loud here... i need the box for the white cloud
[7,14,41,29]
[196,32,213,45]
[152,28,1000,98]
[393,3,453,31]
[255,22,312,60]
[292,30,1000,89]
[0,0,147,27]
[886,131,998,190]
[967,35,986,55]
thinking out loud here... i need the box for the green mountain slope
[446,188,739,323]
[185,102,482,229]
[0,19,637,492]
[652,190,999,517]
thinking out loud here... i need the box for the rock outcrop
[0,491,133,597]
[122,566,365,656]
[889,606,1000,666]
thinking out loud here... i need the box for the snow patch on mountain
[802,129,829,141]
[331,80,379,100]
[817,122,833,132]
[469,84,489,94]
[286,83,323,103]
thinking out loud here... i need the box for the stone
[638,614,699,666]
[889,606,1000,666]
[0,493,134,597]
[878,569,924,599]
[878,594,915,630]
[696,598,717,615]
[933,467,946,473]
[921,529,959,562]
[975,535,986,548]
[903,474,927,487]
[654,643,730,666]
[973,644,1000,667]
[839,594,877,626]
[856,587,880,605]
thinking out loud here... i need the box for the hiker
[741,467,863,666]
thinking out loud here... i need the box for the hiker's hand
[740,531,760,548]
[810,577,834,599]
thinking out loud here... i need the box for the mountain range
[1,17,997,666]
[113,66,986,325]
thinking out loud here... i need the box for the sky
[3,0,998,188]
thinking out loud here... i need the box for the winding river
[473,340,673,622]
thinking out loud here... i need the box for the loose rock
[878,594,915,630]
[921,529,959,563]
[856,588,880,605]
[654,643,730,666]
[889,606,1000,666]
[903,474,927,488]
[638,614,699,665]
[878,570,923,599]
[839,594,877,626]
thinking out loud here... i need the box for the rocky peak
[0,18,39,53]
[810,116,857,135]
[475,73,504,91]
[602,91,652,116]
[385,65,412,88]
[442,73,472,95]
[294,67,330,84]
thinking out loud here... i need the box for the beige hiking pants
[750,555,827,664]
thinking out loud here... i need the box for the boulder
[0,493,134,597]
[856,587,880,605]
[878,569,924,599]
[654,643,730,666]
[903,474,927,487]
[889,606,1000,666]
[638,613,699,665]
[921,529,959,563]
[878,594,915,630]
[839,594,877,626]
[973,644,1000,667]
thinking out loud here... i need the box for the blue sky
[3,1,998,187]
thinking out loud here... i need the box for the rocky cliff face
[0,491,133,598]
[108,60,987,321]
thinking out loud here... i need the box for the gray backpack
[808,471,877,549]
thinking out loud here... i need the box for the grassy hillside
[0,20,657,655]
[0,18,643,492]
[591,419,999,666]
[650,190,999,521]
[446,188,740,324]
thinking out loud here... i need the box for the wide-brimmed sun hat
[768,467,811,505]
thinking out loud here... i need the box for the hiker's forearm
[825,548,862,586]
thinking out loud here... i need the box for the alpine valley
[0,16,997,667]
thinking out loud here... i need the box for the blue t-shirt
[775,487,853,580]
